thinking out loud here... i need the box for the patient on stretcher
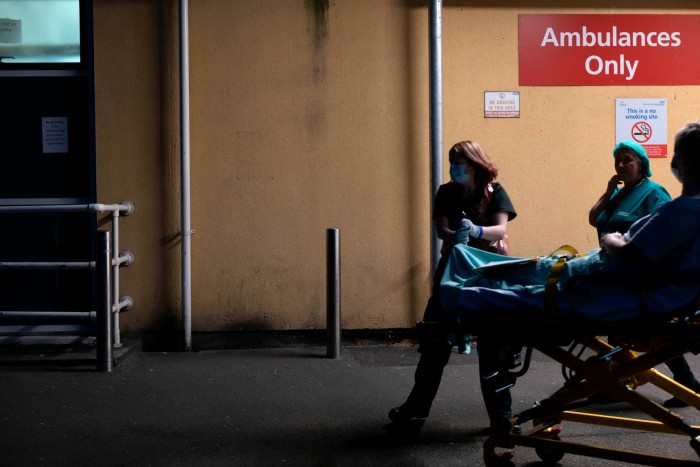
[440,121,700,322]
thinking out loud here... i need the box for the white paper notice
[42,117,69,154]
[0,18,21,43]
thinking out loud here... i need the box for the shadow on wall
[142,318,274,352]
[142,321,418,352]
[141,306,187,351]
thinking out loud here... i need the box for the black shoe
[388,405,428,423]
[489,418,520,435]
[663,397,689,408]
[506,352,523,369]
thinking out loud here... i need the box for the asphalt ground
[2,342,700,466]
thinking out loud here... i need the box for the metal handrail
[0,201,134,370]
[0,262,95,269]
[0,201,134,214]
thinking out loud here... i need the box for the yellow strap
[548,244,579,258]
[543,245,584,313]
[544,257,568,314]
[544,245,580,313]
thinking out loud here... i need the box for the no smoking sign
[631,121,652,143]
[616,99,667,158]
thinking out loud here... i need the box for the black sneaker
[388,405,428,423]
[489,418,520,435]
[663,397,689,408]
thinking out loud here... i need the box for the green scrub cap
[613,140,651,177]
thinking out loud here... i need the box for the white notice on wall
[615,99,667,158]
[42,117,69,154]
[484,91,520,118]
[0,18,21,43]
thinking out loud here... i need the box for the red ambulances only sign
[519,14,700,86]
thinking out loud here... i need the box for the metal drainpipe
[429,0,444,275]
[180,0,192,352]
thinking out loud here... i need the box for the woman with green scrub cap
[588,139,699,408]
[589,140,671,239]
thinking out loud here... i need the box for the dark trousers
[402,254,514,425]
[403,331,453,416]
[403,322,515,426]
[476,337,516,425]
[667,356,700,389]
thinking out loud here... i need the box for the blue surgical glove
[455,218,478,244]
[462,219,484,238]
[455,225,469,244]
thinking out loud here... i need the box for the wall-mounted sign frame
[484,91,520,118]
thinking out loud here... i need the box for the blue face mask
[450,164,469,184]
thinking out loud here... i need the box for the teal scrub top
[595,178,671,238]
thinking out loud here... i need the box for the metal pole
[180,0,193,352]
[96,231,113,372]
[326,228,340,359]
[429,0,444,275]
[111,211,122,348]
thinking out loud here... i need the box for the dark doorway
[0,0,96,314]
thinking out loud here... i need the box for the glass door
[0,0,95,314]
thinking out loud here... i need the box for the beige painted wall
[93,0,700,336]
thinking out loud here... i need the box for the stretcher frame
[449,272,700,466]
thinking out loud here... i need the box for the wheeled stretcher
[445,269,700,466]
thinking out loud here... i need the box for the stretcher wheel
[535,434,564,465]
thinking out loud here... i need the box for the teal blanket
[439,244,698,322]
